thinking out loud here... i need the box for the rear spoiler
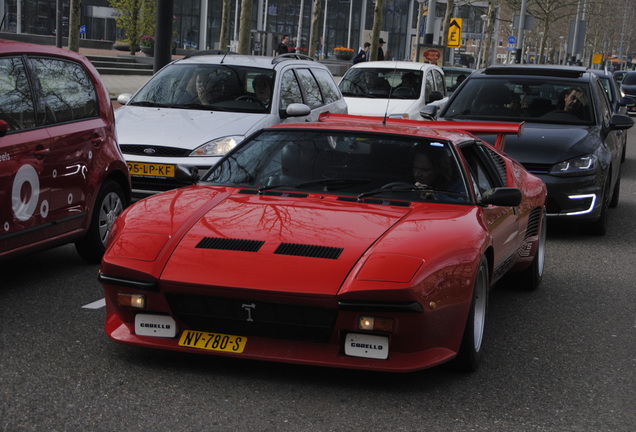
[318,112,524,151]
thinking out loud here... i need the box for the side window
[296,68,324,109]
[312,68,341,104]
[29,57,99,125]
[433,70,446,95]
[280,69,303,110]
[0,57,36,131]
[594,81,612,125]
[460,143,501,197]
[425,71,434,101]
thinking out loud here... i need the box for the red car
[0,41,131,262]
[100,114,546,372]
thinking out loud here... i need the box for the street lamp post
[476,14,488,69]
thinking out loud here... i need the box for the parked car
[443,66,473,96]
[590,69,635,161]
[99,113,547,373]
[115,52,347,198]
[0,40,131,263]
[338,61,446,119]
[619,71,636,114]
[424,65,634,235]
[613,70,629,83]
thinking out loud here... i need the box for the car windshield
[622,73,636,85]
[442,77,595,125]
[129,64,274,113]
[201,130,469,204]
[339,68,422,99]
[444,69,470,95]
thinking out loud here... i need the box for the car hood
[473,122,600,165]
[107,187,476,296]
[344,97,421,118]
[620,83,636,94]
[115,106,268,149]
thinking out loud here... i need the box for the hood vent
[196,237,265,252]
[337,196,411,207]
[275,243,343,260]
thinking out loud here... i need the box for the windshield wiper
[294,178,370,190]
[357,184,466,200]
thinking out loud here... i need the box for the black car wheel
[75,180,126,263]
[455,256,489,372]
[609,171,621,208]
[585,179,611,236]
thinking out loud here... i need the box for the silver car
[115,52,347,197]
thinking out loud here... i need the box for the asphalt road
[1,133,635,432]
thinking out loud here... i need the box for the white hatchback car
[338,61,447,119]
[115,52,347,197]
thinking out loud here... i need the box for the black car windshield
[130,64,274,113]
[339,68,422,99]
[442,77,595,125]
[201,130,469,204]
[622,72,636,85]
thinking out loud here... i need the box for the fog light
[118,293,146,309]
[358,316,394,332]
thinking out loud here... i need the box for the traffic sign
[507,35,517,45]
[447,18,462,48]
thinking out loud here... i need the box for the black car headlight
[549,154,598,177]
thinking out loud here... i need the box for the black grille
[274,243,343,259]
[521,163,551,174]
[166,293,338,343]
[525,208,542,238]
[120,144,191,157]
[196,237,265,252]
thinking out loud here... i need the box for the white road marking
[82,298,106,309]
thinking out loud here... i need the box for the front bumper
[533,172,605,222]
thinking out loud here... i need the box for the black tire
[75,180,126,263]
[455,256,489,372]
[609,174,620,208]
[516,213,547,291]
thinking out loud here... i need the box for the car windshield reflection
[131,64,274,114]
[201,130,469,204]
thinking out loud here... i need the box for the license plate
[127,162,175,178]
[178,330,247,353]
[344,333,389,360]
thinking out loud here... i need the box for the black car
[619,71,636,114]
[423,65,634,235]
[590,69,635,161]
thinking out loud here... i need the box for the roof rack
[272,53,315,64]
[184,49,239,59]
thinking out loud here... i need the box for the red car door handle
[33,147,50,158]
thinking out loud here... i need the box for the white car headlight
[549,154,598,177]
[190,136,244,157]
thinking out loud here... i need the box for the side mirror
[0,119,7,137]
[420,104,438,120]
[174,164,200,185]
[619,96,635,108]
[479,187,522,207]
[427,90,444,103]
[117,93,133,105]
[280,103,311,119]
[609,113,635,131]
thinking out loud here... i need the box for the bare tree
[369,0,384,61]
[219,0,231,51]
[68,0,82,52]
[238,0,252,54]
[308,0,322,58]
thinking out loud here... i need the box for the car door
[460,142,520,270]
[0,55,53,254]
[26,55,102,238]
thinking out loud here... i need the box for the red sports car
[100,114,547,372]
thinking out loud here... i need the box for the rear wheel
[516,212,547,291]
[455,256,489,372]
[75,180,126,263]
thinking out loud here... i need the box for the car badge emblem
[143,148,156,155]
[242,303,255,322]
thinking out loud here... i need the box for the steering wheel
[235,95,265,107]
[381,182,414,189]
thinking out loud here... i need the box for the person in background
[353,42,371,65]
[277,35,289,55]
[377,38,386,61]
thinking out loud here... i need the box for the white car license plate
[134,314,177,338]
[344,333,389,360]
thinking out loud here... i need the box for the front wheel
[455,256,489,372]
[75,180,126,263]
[517,212,547,291]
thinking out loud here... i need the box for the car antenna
[382,61,399,126]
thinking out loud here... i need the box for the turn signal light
[358,316,394,332]
[118,293,146,309]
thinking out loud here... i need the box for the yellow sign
[448,18,462,48]
[592,54,603,65]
